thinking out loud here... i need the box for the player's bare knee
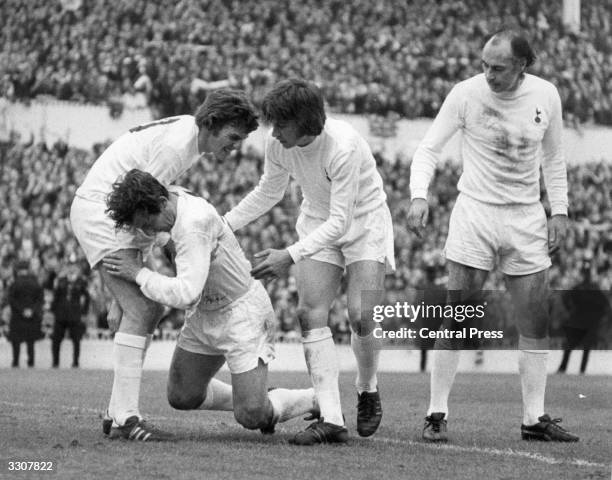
[120,302,164,335]
[234,404,269,430]
[296,305,328,329]
[348,316,373,336]
[167,389,204,410]
[518,310,549,339]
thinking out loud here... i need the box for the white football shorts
[177,281,276,374]
[444,193,551,275]
[70,195,156,268]
[295,203,395,272]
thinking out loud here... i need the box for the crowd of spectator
[0,136,610,345]
[2,0,612,125]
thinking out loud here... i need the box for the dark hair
[194,89,258,135]
[487,29,536,68]
[261,78,326,136]
[105,169,168,230]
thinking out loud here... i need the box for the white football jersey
[76,116,200,201]
[135,188,253,312]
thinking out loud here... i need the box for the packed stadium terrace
[0,139,610,340]
[2,0,612,124]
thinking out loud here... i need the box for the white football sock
[200,378,234,411]
[108,332,146,426]
[268,388,316,423]
[518,336,549,425]
[350,328,380,394]
[427,349,460,417]
[302,327,344,426]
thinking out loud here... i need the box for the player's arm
[541,86,568,254]
[408,85,463,235]
[288,148,359,262]
[134,233,212,310]
[224,140,290,231]
[251,148,359,280]
[104,226,215,310]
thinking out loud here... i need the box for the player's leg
[231,359,316,432]
[292,258,348,444]
[345,259,386,437]
[506,270,578,441]
[506,270,549,426]
[194,281,317,434]
[501,202,577,441]
[167,347,230,411]
[424,260,488,442]
[99,251,165,431]
[424,194,494,442]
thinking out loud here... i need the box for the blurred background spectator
[7,260,44,367]
[556,259,611,373]
[1,0,612,125]
[50,257,89,368]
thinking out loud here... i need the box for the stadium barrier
[2,99,612,164]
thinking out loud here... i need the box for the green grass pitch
[1,369,610,480]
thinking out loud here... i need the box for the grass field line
[3,400,608,471]
[374,435,609,469]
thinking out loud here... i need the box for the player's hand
[251,248,294,279]
[548,214,568,255]
[107,299,123,333]
[407,198,429,238]
[103,252,144,282]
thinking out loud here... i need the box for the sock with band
[518,335,549,426]
[350,328,380,394]
[302,327,344,426]
[108,332,147,426]
[200,378,234,411]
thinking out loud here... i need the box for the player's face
[481,39,525,93]
[199,125,248,161]
[271,120,313,149]
[131,203,172,236]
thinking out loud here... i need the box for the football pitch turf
[1,369,610,480]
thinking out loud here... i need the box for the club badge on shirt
[534,107,542,124]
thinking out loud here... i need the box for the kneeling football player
[103,169,317,439]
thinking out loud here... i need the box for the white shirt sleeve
[224,146,290,231]
[541,86,568,216]
[409,85,463,200]
[286,147,359,263]
[135,231,212,310]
